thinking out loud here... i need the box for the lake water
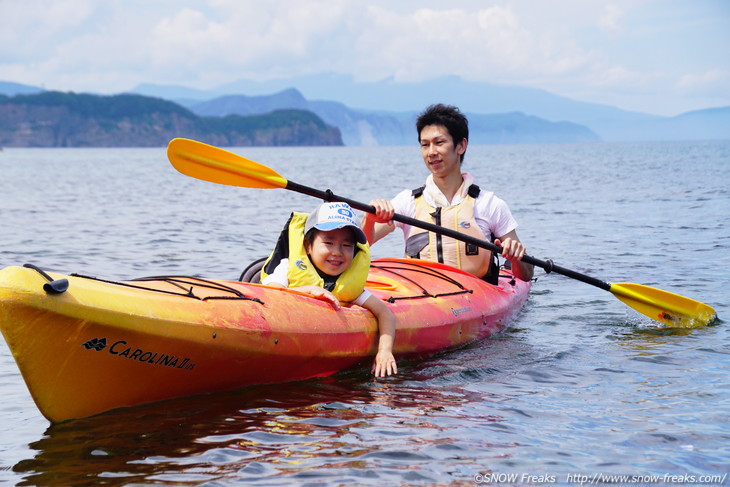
[1,141,728,486]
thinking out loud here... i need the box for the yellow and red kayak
[0,258,530,423]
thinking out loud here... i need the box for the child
[261,202,397,377]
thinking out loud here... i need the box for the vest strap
[408,183,497,282]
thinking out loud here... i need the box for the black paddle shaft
[286,181,612,291]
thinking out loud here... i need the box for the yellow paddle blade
[167,138,287,189]
[610,282,716,328]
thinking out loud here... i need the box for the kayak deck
[0,258,530,422]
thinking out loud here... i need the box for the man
[361,104,534,282]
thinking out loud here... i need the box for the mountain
[133,82,217,102]
[201,72,619,121]
[611,106,730,141]
[182,89,412,146]
[133,75,728,143]
[0,81,44,97]
[467,112,599,144]
[143,74,660,125]
[191,88,309,116]
[3,76,726,145]
[181,88,599,145]
[307,99,414,146]
[0,92,342,147]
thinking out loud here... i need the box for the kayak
[0,258,530,423]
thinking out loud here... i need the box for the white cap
[304,202,367,244]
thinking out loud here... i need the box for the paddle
[167,138,717,328]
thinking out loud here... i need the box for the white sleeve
[261,258,289,287]
[351,289,373,307]
[475,191,518,238]
[391,189,416,240]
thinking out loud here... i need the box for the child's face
[304,227,356,276]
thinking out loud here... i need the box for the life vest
[406,184,496,282]
[260,211,371,302]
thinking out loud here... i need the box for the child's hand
[372,350,397,377]
[294,285,342,309]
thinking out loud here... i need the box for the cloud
[1,1,609,89]
[0,0,727,114]
[325,4,595,84]
[598,4,625,32]
[0,1,90,53]
[676,69,730,98]
[142,1,357,84]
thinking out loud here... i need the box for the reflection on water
[13,365,493,486]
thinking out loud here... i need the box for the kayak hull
[0,258,530,422]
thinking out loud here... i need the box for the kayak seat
[239,257,267,283]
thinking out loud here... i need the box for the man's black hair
[416,104,469,162]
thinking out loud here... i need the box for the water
[1,141,728,486]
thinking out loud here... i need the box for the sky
[0,0,728,116]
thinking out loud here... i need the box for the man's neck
[433,171,464,204]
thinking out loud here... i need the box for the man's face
[419,124,466,179]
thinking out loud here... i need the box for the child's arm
[267,281,342,309]
[289,285,341,309]
[262,259,342,309]
[361,295,397,377]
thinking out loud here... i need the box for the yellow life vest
[406,185,491,279]
[261,211,371,302]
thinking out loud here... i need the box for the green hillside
[0,92,342,147]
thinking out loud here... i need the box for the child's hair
[303,226,359,254]
[304,228,316,244]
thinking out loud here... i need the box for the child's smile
[305,227,356,276]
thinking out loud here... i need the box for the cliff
[0,92,343,147]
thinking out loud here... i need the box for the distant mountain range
[0,81,44,97]
[2,76,728,146]
[0,91,342,147]
[175,88,599,145]
[131,74,730,144]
